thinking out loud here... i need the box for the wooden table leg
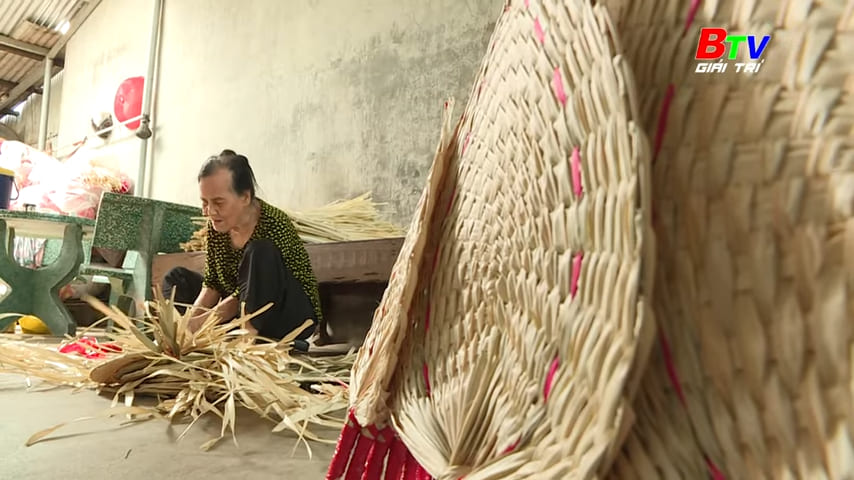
[0,220,83,336]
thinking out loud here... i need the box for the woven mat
[331,1,854,479]
[596,1,854,478]
[340,0,656,478]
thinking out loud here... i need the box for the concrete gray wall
[56,0,502,225]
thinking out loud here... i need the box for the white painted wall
[58,0,502,224]
[56,0,152,178]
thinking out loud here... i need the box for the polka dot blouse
[202,199,323,323]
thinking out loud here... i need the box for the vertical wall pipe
[135,0,164,198]
[37,57,53,151]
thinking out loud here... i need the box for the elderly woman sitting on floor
[161,149,323,341]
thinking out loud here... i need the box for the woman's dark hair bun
[199,149,258,199]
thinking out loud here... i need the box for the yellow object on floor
[19,315,50,334]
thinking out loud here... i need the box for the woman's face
[199,167,250,233]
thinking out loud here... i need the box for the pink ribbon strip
[534,18,545,44]
[552,67,567,106]
[543,356,560,401]
[571,146,583,198]
[653,84,675,162]
[571,252,583,298]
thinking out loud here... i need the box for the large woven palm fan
[595,0,854,478]
[327,1,656,479]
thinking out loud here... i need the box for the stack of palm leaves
[0,292,355,454]
[0,337,94,388]
[180,192,403,251]
[283,192,404,243]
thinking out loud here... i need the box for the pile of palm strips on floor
[181,191,403,252]
[0,295,354,454]
[0,334,93,389]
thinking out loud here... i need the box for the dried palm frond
[180,220,207,252]
[180,191,403,251]
[283,192,404,243]
[0,339,99,388]
[0,292,355,455]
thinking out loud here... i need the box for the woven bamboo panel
[597,0,854,478]
[343,0,656,478]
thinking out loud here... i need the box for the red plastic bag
[59,336,123,359]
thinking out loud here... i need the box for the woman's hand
[187,312,209,334]
[187,295,240,334]
[186,287,222,334]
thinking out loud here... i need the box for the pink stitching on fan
[653,84,675,162]
[543,356,560,401]
[502,437,521,454]
[683,0,702,36]
[571,146,583,198]
[534,18,545,44]
[431,245,442,274]
[659,332,687,406]
[462,132,472,155]
[552,67,567,106]
[571,252,583,298]
[524,0,530,8]
[706,456,726,479]
[423,363,432,397]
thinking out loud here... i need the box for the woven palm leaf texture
[596,0,854,478]
[326,0,656,478]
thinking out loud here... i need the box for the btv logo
[694,27,770,74]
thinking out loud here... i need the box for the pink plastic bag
[0,140,132,218]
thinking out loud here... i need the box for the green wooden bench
[79,192,201,317]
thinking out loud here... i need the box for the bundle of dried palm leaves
[0,293,355,454]
[283,192,404,243]
[181,219,208,252]
[0,338,95,388]
[180,192,403,251]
